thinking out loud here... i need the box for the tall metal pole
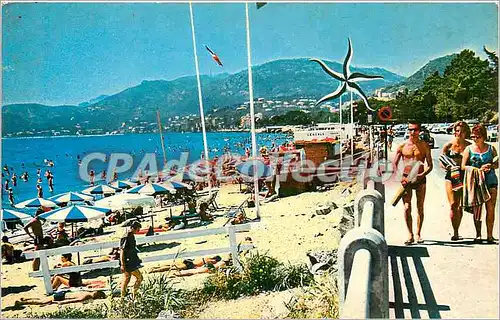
[189,2,212,193]
[156,110,167,167]
[339,95,343,170]
[245,3,260,219]
[350,91,354,162]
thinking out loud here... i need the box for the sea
[1,132,290,209]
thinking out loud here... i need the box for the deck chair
[199,189,220,211]
[223,198,249,226]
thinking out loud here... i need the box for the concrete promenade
[384,163,499,318]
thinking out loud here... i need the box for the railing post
[354,189,385,236]
[342,248,372,319]
[38,251,53,295]
[338,228,388,318]
[227,225,242,271]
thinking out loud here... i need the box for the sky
[2,1,498,106]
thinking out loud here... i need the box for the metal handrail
[338,174,388,319]
[342,249,371,318]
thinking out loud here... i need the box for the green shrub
[201,251,313,300]
[285,271,340,318]
[109,274,186,318]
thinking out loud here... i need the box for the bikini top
[468,145,494,168]
[446,148,463,160]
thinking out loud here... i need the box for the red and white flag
[205,45,223,67]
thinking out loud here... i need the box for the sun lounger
[199,189,220,211]
[166,212,201,225]
[195,187,220,198]
[225,198,248,219]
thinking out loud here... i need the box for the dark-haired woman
[120,221,143,298]
[462,124,498,244]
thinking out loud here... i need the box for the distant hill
[386,54,458,92]
[2,58,404,135]
[78,95,110,107]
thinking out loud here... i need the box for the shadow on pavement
[389,245,450,319]
[423,238,476,248]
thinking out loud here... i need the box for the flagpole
[350,91,354,162]
[189,2,212,193]
[245,2,260,219]
[339,94,343,170]
[156,110,167,167]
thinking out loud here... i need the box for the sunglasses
[408,128,420,132]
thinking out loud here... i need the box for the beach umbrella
[82,184,120,195]
[236,160,273,179]
[110,180,137,190]
[95,193,155,210]
[15,197,58,209]
[39,204,111,241]
[1,209,33,222]
[127,183,175,196]
[161,179,192,190]
[49,192,94,205]
[39,205,110,223]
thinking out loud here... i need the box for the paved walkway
[384,167,499,319]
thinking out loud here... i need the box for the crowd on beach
[393,121,498,245]
[1,137,298,308]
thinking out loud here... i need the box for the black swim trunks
[183,259,195,269]
[53,291,66,301]
[408,177,426,189]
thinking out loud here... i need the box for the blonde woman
[440,121,470,241]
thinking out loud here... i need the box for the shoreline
[0,181,360,318]
[2,130,273,140]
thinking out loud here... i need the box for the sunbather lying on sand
[167,262,226,277]
[14,290,106,307]
[148,255,229,275]
[82,248,120,264]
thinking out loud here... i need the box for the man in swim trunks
[24,209,44,270]
[394,121,433,245]
[14,290,106,307]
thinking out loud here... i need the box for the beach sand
[1,181,359,318]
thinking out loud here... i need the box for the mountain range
[2,56,455,135]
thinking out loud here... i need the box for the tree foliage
[387,49,498,124]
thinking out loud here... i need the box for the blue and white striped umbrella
[127,183,175,196]
[236,160,273,178]
[39,205,110,223]
[110,180,137,190]
[1,209,33,222]
[161,179,192,190]
[49,192,94,204]
[82,184,120,195]
[15,197,58,209]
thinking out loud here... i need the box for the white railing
[25,224,253,294]
[338,179,388,318]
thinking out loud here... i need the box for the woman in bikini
[394,121,433,245]
[461,124,498,244]
[440,121,471,241]
[148,255,227,274]
[51,253,83,290]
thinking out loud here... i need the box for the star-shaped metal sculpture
[311,38,383,111]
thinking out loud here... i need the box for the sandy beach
[1,181,360,318]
